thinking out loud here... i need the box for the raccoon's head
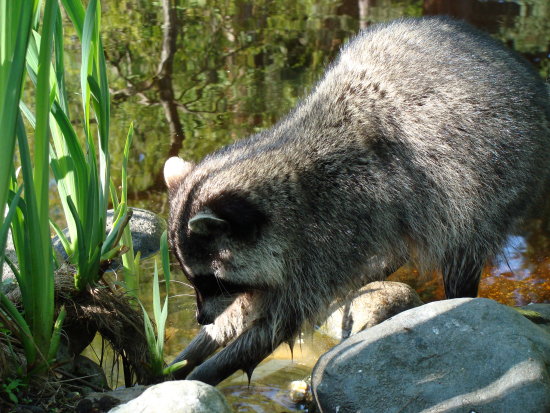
[164,157,286,325]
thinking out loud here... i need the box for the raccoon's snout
[192,273,256,324]
[192,273,253,297]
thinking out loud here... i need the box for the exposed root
[1,266,156,405]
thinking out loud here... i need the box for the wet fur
[166,17,550,385]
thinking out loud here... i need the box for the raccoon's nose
[195,290,214,325]
[196,308,215,325]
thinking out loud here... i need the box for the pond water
[69,0,550,411]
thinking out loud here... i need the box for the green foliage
[1,0,61,372]
[1,0,136,381]
[110,122,141,294]
[0,0,34,229]
[1,377,26,404]
[141,231,186,377]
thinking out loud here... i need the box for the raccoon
[164,17,550,385]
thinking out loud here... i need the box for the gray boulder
[520,303,550,335]
[312,298,550,413]
[318,281,423,340]
[108,381,232,413]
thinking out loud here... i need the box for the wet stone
[312,298,550,413]
[317,281,424,340]
[107,381,232,413]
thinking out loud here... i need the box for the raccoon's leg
[441,248,485,298]
[186,317,299,386]
[170,327,221,380]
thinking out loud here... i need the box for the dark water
[72,0,550,411]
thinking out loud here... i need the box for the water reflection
[492,235,531,281]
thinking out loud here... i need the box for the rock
[318,281,423,340]
[108,381,232,413]
[79,386,148,412]
[312,298,550,413]
[1,230,17,292]
[289,379,312,404]
[51,208,166,266]
[520,303,550,335]
[116,208,166,260]
[72,355,110,391]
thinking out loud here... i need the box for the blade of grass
[0,0,34,233]
[118,123,138,288]
[160,231,170,288]
[29,0,57,357]
[47,306,66,363]
[59,0,85,39]
[49,219,71,260]
[53,6,68,114]
[0,294,36,365]
[101,205,131,257]
[0,186,23,276]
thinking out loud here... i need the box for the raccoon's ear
[188,210,228,236]
[164,157,194,189]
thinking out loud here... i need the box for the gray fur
[166,17,550,385]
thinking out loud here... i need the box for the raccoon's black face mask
[164,157,274,325]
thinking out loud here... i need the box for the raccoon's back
[200,17,550,222]
[303,17,550,201]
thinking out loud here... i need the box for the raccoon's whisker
[171,279,194,289]
[217,278,235,297]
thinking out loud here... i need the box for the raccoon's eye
[204,191,268,242]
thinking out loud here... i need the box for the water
[75,0,550,410]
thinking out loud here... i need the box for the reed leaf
[28,0,57,357]
[0,0,34,235]
[0,187,23,276]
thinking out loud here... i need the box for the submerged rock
[77,386,148,412]
[107,381,232,413]
[312,298,550,413]
[318,281,423,340]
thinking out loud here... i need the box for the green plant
[47,0,131,291]
[110,122,141,294]
[1,377,25,404]
[0,0,66,373]
[0,0,135,380]
[141,231,186,377]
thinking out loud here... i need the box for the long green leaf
[152,261,162,331]
[53,6,68,114]
[47,306,66,363]
[59,0,85,39]
[160,231,170,288]
[121,123,133,205]
[101,205,131,256]
[0,186,23,276]
[29,0,57,358]
[66,195,87,290]
[16,111,54,364]
[49,219,71,260]
[81,0,96,138]
[0,0,34,234]
[0,294,36,365]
